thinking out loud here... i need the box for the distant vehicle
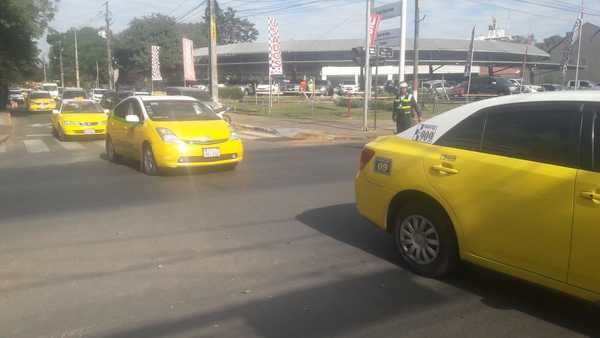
[100,91,119,110]
[316,80,334,96]
[41,82,59,98]
[422,80,455,95]
[105,96,243,175]
[51,99,109,141]
[541,83,563,92]
[280,80,300,95]
[7,88,25,105]
[165,87,211,101]
[61,88,87,101]
[27,91,57,112]
[356,91,600,303]
[256,83,281,95]
[566,80,600,90]
[91,88,109,103]
[337,81,359,94]
[452,77,518,96]
[509,79,542,93]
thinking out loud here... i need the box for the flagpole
[466,26,476,101]
[575,0,584,91]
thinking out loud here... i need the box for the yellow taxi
[356,91,600,302]
[105,96,243,175]
[51,99,109,140]
[27,91,57,112]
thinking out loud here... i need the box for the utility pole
[363,0,374,132]
[399,0,407,82]
[413,0,420,99]
[42,57,47,82]
[59,40,65,88]
[208,0,219,103]
[96,61,100,88]
[575,0,584,91]
[74,30,80,88]
[105,1,114,90]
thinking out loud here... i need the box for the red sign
[369,14,382,48]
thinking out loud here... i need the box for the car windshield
[63,91,86,99]
[93,89,107,94]
[43,85,58,91]
[9,90,21,95]
[62,102,104,113]
[143,100,219,121]
[30,92,50,99]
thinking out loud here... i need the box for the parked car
[452,77,518,96]
[41,82,60,98]
[422,80,455,95]
[356,91,600,302]
[337,81,359,94]
[7,88,25,105]
[316,80,335,96]
[566,80,600,90]
[165,87,211,101]
[91,88,109,103]
[509,79,542,93]
[280,80,300,95]
[256,83,281,95]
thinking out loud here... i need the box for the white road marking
[0,143,6,153]
[26,134,52,138]
[55,140,85,150]
[23,139,50,153]
[30,123,52,128]
[239,130,278,139]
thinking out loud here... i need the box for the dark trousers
[395,113,412,134]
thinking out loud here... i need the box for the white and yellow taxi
[27,91,57,112]
[51,100,109,140]
[356,91,600,302]
[105,96,243,175]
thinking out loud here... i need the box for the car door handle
[581,191,600,205]
[431,164,459,175]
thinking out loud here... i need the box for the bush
[219,86,244,101]
[333,95,393,110]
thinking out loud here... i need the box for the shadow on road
[296,203,600,337]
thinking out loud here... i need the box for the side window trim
[594,112,599,171]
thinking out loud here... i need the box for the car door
[109,99,130,155]
[125,99,146,160]
[423,102,581,281]
[569,109,600,294]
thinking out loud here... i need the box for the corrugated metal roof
[194,39,549,58]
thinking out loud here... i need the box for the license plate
[203,148,220,158]
[84,129,96,135]
[374,157,392,175]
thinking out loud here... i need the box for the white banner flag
[267,17,283,76]
[182,38,196,82]
[151,45,163,81]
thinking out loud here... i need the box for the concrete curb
[234,123,280,136]
[0,112,12,145]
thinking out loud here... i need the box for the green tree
[47,26,108,88]
[0,0,58,103]
[114,14,184,86]
[204,1,258,44]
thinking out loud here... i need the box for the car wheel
[106,137,120,163]
[394,202,458,278]
[141,143,160,176]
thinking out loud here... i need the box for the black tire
[105,136,120,163]
[393,201,458,278]
[141,143,160,176]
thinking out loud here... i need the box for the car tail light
[360,148,375,170]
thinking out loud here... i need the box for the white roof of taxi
[399,91,600,143]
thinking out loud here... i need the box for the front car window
[30,92,50,99]
[143,100,220,121]
[481,103,578,167]
[61,102,104,114]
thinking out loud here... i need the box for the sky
[38,0,600,56]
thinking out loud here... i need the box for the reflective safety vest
[394,94,414,115]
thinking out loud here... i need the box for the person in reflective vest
[393,82,422,134]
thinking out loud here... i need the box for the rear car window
[482,103,577,167]
[30,92,50,99]
[435,113,485,152]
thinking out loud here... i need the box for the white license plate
[84,129,96,135]
[203,148,220,158]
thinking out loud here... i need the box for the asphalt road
[1,112,599,338]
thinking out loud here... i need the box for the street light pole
[363,0,374,132]
[74,30,80,88]
[399,0,407,82]
[208,0,219,103]
[413,0,420,99]
[59,40,65,88]
[105,1,114,90]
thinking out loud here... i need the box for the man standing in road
[393,82,422,134]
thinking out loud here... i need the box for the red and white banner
[151,45,163,81]
[182,38,196,82]
[369,14,382,48]
[267,16,283,76]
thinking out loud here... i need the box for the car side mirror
[52,109,60,114]
[125,115,140,123]
[104,109,110,115]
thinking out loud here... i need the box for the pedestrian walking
[393,82,422,134]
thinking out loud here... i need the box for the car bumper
[63,126,107,136]
[355,172,396,232]
[29,104,56,111]
[154,140,244,168]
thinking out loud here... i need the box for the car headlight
[156,127,182,144]
[230,132,240,141]
[63,121,79,126]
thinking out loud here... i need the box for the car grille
[184,138,228,145]
[80,122,99,126]
[178,154,237,163]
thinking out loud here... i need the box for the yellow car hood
[30,98,55,104]
[153,120,232,141]
[61,113,107,123]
